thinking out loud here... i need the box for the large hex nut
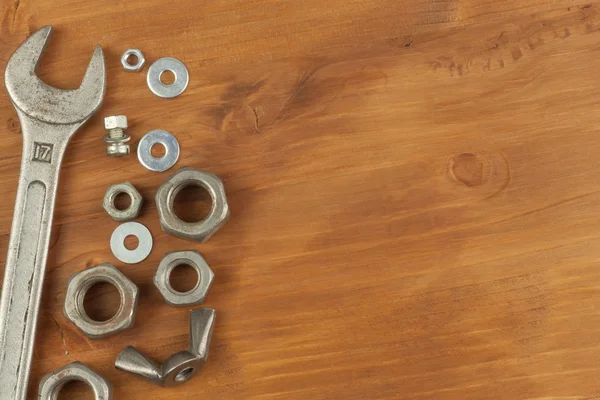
[64,263,139,339]
[39,362,113,400]
[154,250,214,306]
[156,167,230,242]
[103,182,143,221]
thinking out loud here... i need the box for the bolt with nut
[104,115,131,157]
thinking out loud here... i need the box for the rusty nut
[103,182,143,222]
[156,167,230,242]
[154,250,214,306]
[64,263,139,339]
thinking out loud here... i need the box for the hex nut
[103,182,143,221]
[64,263,139,339]
[156,167,230,242]
[104,115,128,130]
[121,49,146,72]
[38,362,113,400]
[154,250,214,306]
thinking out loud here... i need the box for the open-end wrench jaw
[5,25,106,126]
[0,26,106,400]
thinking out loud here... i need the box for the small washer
[147,57,189,98]
[121,49,146,72]
[137,129,180,172]
[110,222,153,264]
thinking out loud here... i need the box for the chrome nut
[121,49,146,72]
[154,250,214,306]
[64,263,139,339]
[102,182,143,221]
[39,362,113,400]
[156,167,230,242]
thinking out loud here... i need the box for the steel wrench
[0,26,105,399]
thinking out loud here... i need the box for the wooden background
[1,0,600,398]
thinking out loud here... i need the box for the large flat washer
[147,57,189,98]
[137,129,180,172]
[110,222,153,264]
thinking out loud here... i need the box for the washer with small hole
[110,222,153,264]
[147,57,189,98]
[137,129,180,172]
[121,49,146,72]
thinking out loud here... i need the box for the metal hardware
[104,115,130,156]
[110,222,153,264]
[64,263,139,339]
[137,129,180,172]
[0,26,106,400]
[121,49,145,72]
[39,362,112,400]
[115,308,216,387]
[147,57,189,98]
[156,167,230,242]
[154,250,214,306]
[103,182,143,221]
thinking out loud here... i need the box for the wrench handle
[0,131,68,399]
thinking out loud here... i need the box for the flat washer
[110,222,153,264]
[137,129,180,172]
[147,57,189,98]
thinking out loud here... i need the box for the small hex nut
[39,362,112,400]
[156,167,230,242]
[103,182,143,221]
[154,250,214,306]
[121,49,146,72]
[104,115,128,130]
[64,263,139,339]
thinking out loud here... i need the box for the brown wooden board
[0,0,600,398]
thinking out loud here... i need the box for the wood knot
[450,153,490,186]
[6,117,20,134]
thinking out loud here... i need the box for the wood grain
[0,0,600,398]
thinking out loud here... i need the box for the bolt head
[104,115,128,130]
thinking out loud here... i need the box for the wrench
[0,26,105,399]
